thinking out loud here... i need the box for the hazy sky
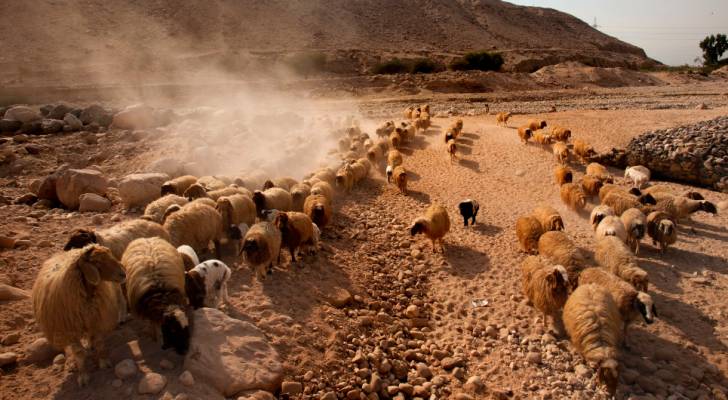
[509,0,727,65]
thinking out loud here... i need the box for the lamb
[447,139,457,162]
[32,245,127,386]
[595,216,627,242]
[585,162,613,183]
[163,201,223,258]
[185,259,231,309]
[177,245,199,271]
[560,183,586,211]
[122,237,190,354]
[274,212,315,262]
[216,194,256,241]
[241,221,282,280]
[392,166,408,195]
[590,205,615,230]
[310,181,334,203]
[602,191,655,216]
[527,119,547,131]
[252,187,293,217]
[554,165,573,185]
[624,166,650,189]
[578,267,657,346]
[520,256,569,328]
[335,164,354,193]
[550,126,571,142]
[537,230,586,284]
[161,175,198,197]
[410,204,450,253]
[517,126,532,144]
[303,194,333,229]
[496,112,511,126]
[531,205,564,232]
[573,139,596,163]
[458,199,480,226]
[563,284,622,396]
[533,131,552,145]
[64,219,171,261]
[142,194,189,223]
[290,183,312,212]
[620,208,647,254]
[553,142,569,164]
[646,211,677,254]
[581,175,604,198]
[516,215,543,254]
[595,236,648,291]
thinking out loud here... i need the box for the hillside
[0,0,655,87]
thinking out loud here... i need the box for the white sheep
[590,205,615,230]
[624,166,650,189]
[185,259,231,309]
[595,215,627,243]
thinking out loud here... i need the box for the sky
[508,0,727,65]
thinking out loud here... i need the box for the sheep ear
[78,249,101,285]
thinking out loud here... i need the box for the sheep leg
[463,217,468,227]
[222,282,230,304]
[289,245,297,263]
[69,342,90,387]
[214,239,222,259]
[92,335,111,369]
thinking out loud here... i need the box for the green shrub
[372,59,409,75]
[410,58,441,74]
[449,51,504,72]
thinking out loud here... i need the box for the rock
[41,119,64,134]
[19,121,42,135]
[179,370,195,386]
[37,174,60,203]
[115,359,138,380]
[111,104,157,130]
[184,308,283,396]
[24,144,42,155]
[78,193,112,212]
[53,353,66,365]
[0,119,22,132]
[526,352,541,364]
[63,113,83,131]
[405,305,420,319]
[416,363,433,379]
[454,394,474,400]
[80,105,113,126]
[574,364,591,379]
[160,358,175,370]
[441,357,465,370]
[696,103,708,110]
[320,392,337,400]
[327,287,353,308]
[13,193,37,205]
[0,283,30,301]
[1,332,20,345]
[465,375,484,393]
[0,352,18,367]
[118,173,169,208]
[280,381,303,395]
[56,169,108,210]
[148,158,185,178]
[23,338,59,364]
[4,106,41,123]
[138,372,167,394]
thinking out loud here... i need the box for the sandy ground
[1,90,727,399]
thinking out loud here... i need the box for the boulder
[0,352,18,367]
[19,121,42,135]
[63,113,83,131]
[0,119,22,133]
[48,104,74,120]
[23,338,59,364]
[41,119,64,134]
[4,106,41,123]
[111,104,157,130]
[118,173,169,208]
[79,193,112,212]
[56,169,109,210]
[138,372,167,394]
[37,174,60,203]
[147,158,186,178]
[184,308,283,397]
[80,105,113,126]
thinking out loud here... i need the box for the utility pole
[592,17,599,29]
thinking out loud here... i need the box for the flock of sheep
[507,114,718,395]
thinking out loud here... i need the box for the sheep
[654,195,717,222]
[64,219,171,261]
[598,183,635,203]
[590,205,615,230]
[585,163,613,183]
[595,216,627,242]
[310,181,334,203]
[573,139,596,163]
[620,208,647,254]
[563,284,622,396]
[624,166,650,189]
[376,121,395,137]
[392,166,407,195]
[533,131,552,145]
[517,126,532,144]
[366,145,383,164]
[532,205,564,232]
[142,194,189,223]
[122,237,189,354]
[185,259,231,309]
[410,204,450,253]
[560,183,586,212]
[290,183,312,212]
[553,142,569,164]
[241,221,282,280]
[387,149,403,170]
[646,211,677,254]
[516,215,543,254]
[311,168,336,186]
[303,194,333,229]
[274,212,315,262]
[161,175,198,197]
[216,194,256,244]
[335,164,354,193]
[496,112,511,126]
[537,230,586,285]
[163,201,223,258]
[415,114,431,133]
[32,245,127,386]
[403,107,415,120]
[458,199,480,227]
[196,176,227,191]
[520,256,569,328]
[527,119,547,131]
[581,175,604,198]
[601,191,655,216]
[301,222,320,255]
[389,129,402,148]
[183,183,208,200]
[252,187,293,217]
[550,126,571,142]
[578,267,657,347]
[350,159,369,184]
[177,245,199,271]
[554,165,573,185]
[595,236,648,291]
[270,177,299,191]
[402,123,416,142]
[447,139,457,162]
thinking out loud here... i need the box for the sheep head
[659,220,674,238]
[635,291,657,324]
[274,212,290,231]
[684,191,704,200]
[699,200,717,214]
[183,183,207,200]
[597,359,619,396]
[161,306,190,355]
[638,193,656,205]
[252,191,266,216]
[410,218,428,237]
[162,204,182,223]
[185,270,206,309]
[628,187,642,197]
[262,180,275,190]
[630,269,649,292]
[547,265,569,295]
[551,216,564,231]
[160,183,175,197]
[64,228,98,251]
[78,245,126,286]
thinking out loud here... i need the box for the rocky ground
[1,83,728,400]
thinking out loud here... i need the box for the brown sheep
[532,205,564,232]
[595,236,648,291]
[392,166,407,195]
[554,165,573,185]
[389,129,402,148]
[533,132,552,145]
[517,126,532,144]
[303,194,332,229]
[496,112,512,126]
[581,175,604,198]
[646,211,677,254]
[553,142,569,164]
[521,256,569,329]
[161,175,198,197]
[560,183,586,211]
[410,204,450,253]
[516,215,543,254]
[550,126,571,142]
[447,139,457,162]
[537,230,586,285]
[274,212,314,262]
[573,139,596,163]
[528,119,547,131]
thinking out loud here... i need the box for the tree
[699,34,728,66]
